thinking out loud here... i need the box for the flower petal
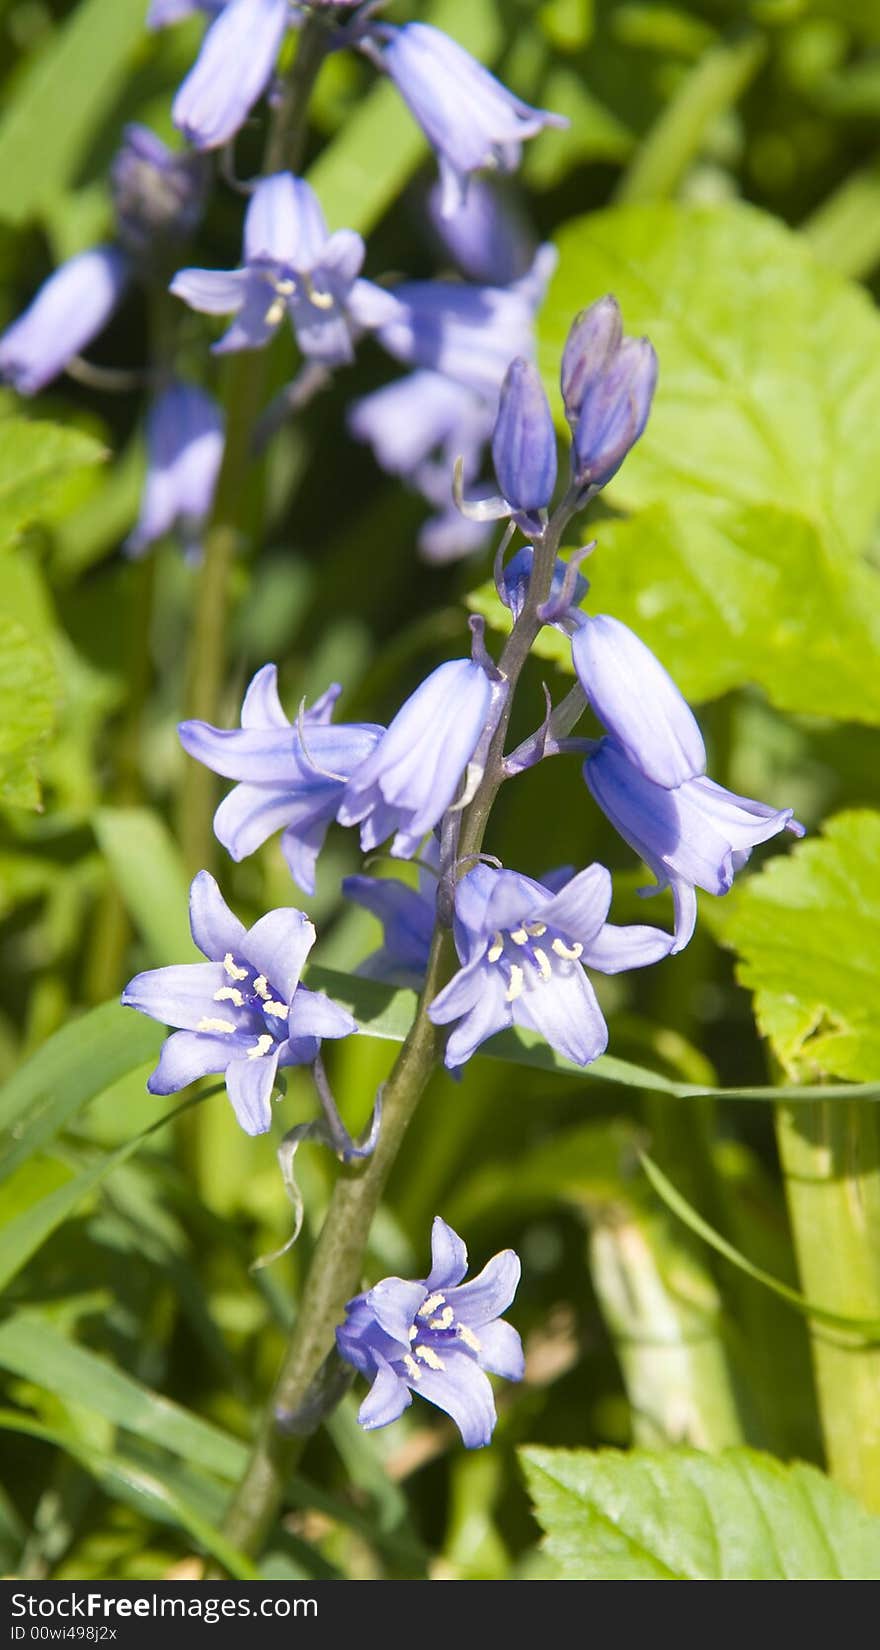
[146,1029,235,1095]
[244,907,316,1004]
[512,965,608,1067]
[287,986,357,1042]
[122,961,230,1031]
[170,266,250,316]
[572,615,705,788]
[412,1348,497,1448]
[449,1249,521,1325]
[533,862,612,947]
[477,1318,525,1380]
[366,1278,427,1347]
[358,1356,413,1431]
[426,1216,469,1291]
[0,246,129,396]
[172,0,289,150]
[581,919,674,973]
[240,663,290,730]
[188,869,248,961]
[224,1047,279,1135]
[244,172,328,267]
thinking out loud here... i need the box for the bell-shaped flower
[337,658,498,859]
[370,22,566,216]
[571,615,705,789]
[561,297,657,492]
[178,665,384,894]
[424,176,534,288]
[0,246,130,396]
[171,0,291,151]
[336,1215,524,1448]
[121,871,357,1136]
[124,380,224,560]
[171,171,370,366]
[429,860,673,1070]
[110,124,207,259]
[584,737,804,952]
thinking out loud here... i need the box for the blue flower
[571,615,705,789]
[110,124,207,258]
[336,1216,524,1448]
[498,546,589,633]
[171,0,291,151]
[178,665,384,894]
[424,176,535,288]
[147,0,226,24]
[561,296,657,491]
[171,172,371,365]
[0,246,130,396]
[342,839,439,989]
[428,861,673,1070]
[121,871,357,1136]
[370,23,565,216]
[337,658,498,859]
[490,357,557,520]
[124,381,224,560]
[584,737,805,951]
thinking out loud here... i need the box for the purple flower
[561,297,657,491]
[584,737,805,951]
[178,665,384,894]
[371,23,566,216]
[490,357,557,519]
[172,0,291,151]
[428,861,673,1070]
[170,172,370,366]
[343,839,439,989]
[111,125,207,258]
[337,658,498,859]
[124,381,224,560]
[336,1215,524,1447]
[0,246,130,396]
[499,545,588,633]
[425,176,535,287]
[571,615,705,789]
[121,871,357,1135]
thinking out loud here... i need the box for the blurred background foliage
[2,0,880,1581]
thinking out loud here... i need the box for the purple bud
[572,336,657,491]
[0,246,130,396]
[111,124,207,258]
[125,381,224,559]
[560,296,622,427]
[172,0,290,151]
[491,358,557,514]
[571,615,705,788]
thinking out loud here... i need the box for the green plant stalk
[775,1097,880,1511]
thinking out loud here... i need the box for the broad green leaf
[540,202,880,556]
[520,1445,880,1579]
[0,616,57,809]
[719,810,880,1082]
[95,807,197,966]
[0,420,105,551]
[0,0,149,226]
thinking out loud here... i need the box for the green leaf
[95,807,198,966]
[719,810,880,1082]
[0,615,57,809]
[0,420,105,552]
[520,1445,880,1578]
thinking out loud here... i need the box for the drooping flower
[171,0,291,151]
[369,22,566,215]
[584,737,805,952]
[424,175,535,287]
[336,1215,524,1448]
[0,246,130,396]
[124,380,224,559]
[178,665,384,894]
[561,296,657,492]
[121,871,357,1135]
[337,657,499,859]
[428,861,673,1070]
[342,839,439,989]
[171,171,374,365]
[110,124,207,259]
[571,615,705,789]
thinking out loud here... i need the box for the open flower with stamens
[336,1216,524,1448]
[121,871,357,1135]
[428,861,674,1070]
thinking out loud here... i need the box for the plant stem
[775,1097,880,1511]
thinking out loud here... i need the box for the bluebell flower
[0,246,130,396]
[584,737,805,952]
[121,871,357,1135]
[171,171,373,366]
[343,839,439,989]
[337,658,498,859]
[172,0,291,151]
[490,357,557,520]
[428,861,673,1070]
[370,23,566,216]
[424,176,535,287]
[125,381,224,560]
[336,1215,524,1447]
[561,297,657,491]
[571,615,705,789]
[110,124,207,258]
[178,665,384,894]
[147,0,226,24]
[498,545,589,633]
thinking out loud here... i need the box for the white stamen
[418,1293,446,1318]
[415,1344,446,1371]
[264,296,287,327]
[533,947,552,982]
[505,964,525,1003]
[552,937,583,961]
[403,1353,421,1382]
[223,954,248,981]
[457,1323,482,1353]
[302,274,335,311]
[253,975,271,1000]
[429,1306,455,1331]
[197,1016,236,1035]
[264,1000,289,1019]
[487,932,504,964]
[510,927,529,946]
[247,1033,275,1060]
[408,1326,418,1341]
[214,986,244,1006]
[526,922,547,937]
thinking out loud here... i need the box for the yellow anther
[551,937,583,961]
[487,932,504,963]
[213,986,244,1007]
[505,964,525,1003]
[253,975,271,1000]
[510,927,529,946]
[275,277,296,297]
[197,1016,236,1035]
[457,1323,482,1353]
[403,1353,421,1382]
[429,1306,455,1331]
[247,1033,274,1060]
[264,1000,289,1018]
[525,922,547,937]
[302,274,334,310]
[415,1344,446,1371]
[408,1326,418,1341]
[533,947,552,982]
[418,1293,446,1318]
[223,954,248,981]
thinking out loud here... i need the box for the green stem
[775,1097,880,1511]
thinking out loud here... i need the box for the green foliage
[0,616,56,808]
[521,1445,880,1579]
[0,420,105,551]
